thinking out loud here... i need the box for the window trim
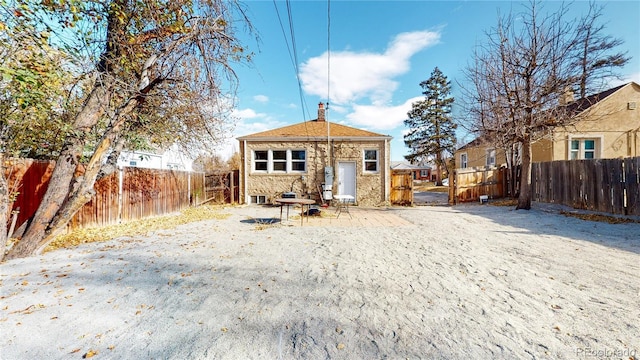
[250,195,267,204]
[252,149,307,174]
[272,150,287,172]
[486,148,496,167]
[253,150,268,172]
[290,149,306,173]
[568,136,602,160]
[363,149,379,173]
[460,153,468,169]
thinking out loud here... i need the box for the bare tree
[462,1,628,210]
[572,2,630,98]
[3,0,253,260]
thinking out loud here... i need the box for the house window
[460,153,468,168]
[291,150,306,172]
[363,150,379,172]
[250,195,267,204]
[254,150,268,171]
[252,149,306,173]
[570,139,598,159]
[273,150,287,171]
[420,169,430,177]
[486,148,496,167]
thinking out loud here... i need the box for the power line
[327,0,331,166]
[272,0,311,124]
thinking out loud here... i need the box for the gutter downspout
[243,140,248,204]
[327,105,331,168]
[385,137,391,205]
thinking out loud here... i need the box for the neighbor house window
[460,153,468,168]
[570,139,598,159]
[420,169,430,177]
[272,150,287,171]
[291,150,306,172]
[254,150,268,171]
[252,149,306,173]
[363,149,379,172]
[486,148,496,167]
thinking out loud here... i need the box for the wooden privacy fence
[454,167,507,202]
[70,167,205,229]
[390,169,413,206]
[4,158,55,236]
[5,158,205,234]
[532,157,640,216]
[204,170,239,204]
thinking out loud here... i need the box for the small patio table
[274,198,317,226]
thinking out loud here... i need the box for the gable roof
[238,119,391,141]
[457,82,638,150]
[391,161,431,170]
[563,82,629,116]
[457,135,492,151]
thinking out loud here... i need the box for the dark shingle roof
[563,83,627,116]
[458,82,635,149]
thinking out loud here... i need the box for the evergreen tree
[403,67,456,185]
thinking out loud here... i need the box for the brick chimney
[317,102,325,122]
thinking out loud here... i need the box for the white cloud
[253,94,269,103]
[300,30,440,106]
[216,108,291,159]
[232,108,265,120]
[346,97,422,131]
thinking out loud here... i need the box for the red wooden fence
[5,158,205,235]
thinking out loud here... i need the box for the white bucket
[479,195,489,204]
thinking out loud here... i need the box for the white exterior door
[337,162,356,198]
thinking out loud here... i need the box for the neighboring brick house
[455,82,640,169]
[391,161,432,181]
[237,103,393,206]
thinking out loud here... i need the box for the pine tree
[403,67,456,185]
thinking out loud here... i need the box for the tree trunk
[511,165,519,198]
[435,152,443,186]
[4,83,112,260]
[516,138,532,210]
[508,144,520,198]
[0,154,9,262]
[39,133,119,252]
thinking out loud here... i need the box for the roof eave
[237,135,393,142]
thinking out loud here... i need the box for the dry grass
[413,182,449,193]
[490,199,518,207]
[559,210,640,224]
[489,198,639,224]
[45,205,231,252]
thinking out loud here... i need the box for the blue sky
[223,0,640,161]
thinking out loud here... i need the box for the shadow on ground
[414,191,448,206]
[447,201,640,254]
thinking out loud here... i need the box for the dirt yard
[1,203,638,359]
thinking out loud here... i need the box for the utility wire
[326,0,331,166]
[272,0,311,123]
